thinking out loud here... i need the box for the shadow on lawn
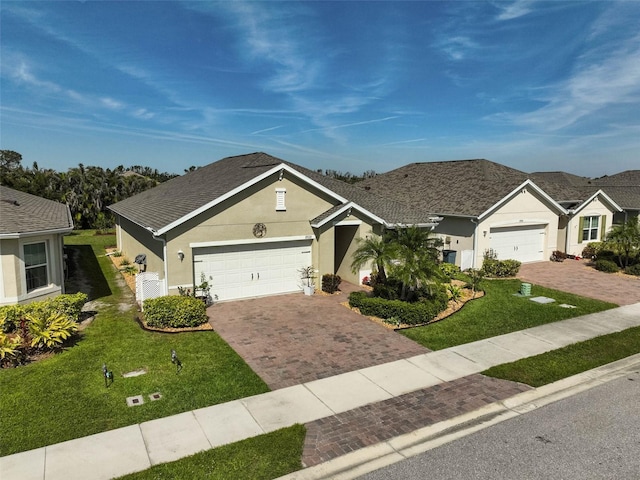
[65,244,112,300]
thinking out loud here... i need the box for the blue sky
[1,1,639,177]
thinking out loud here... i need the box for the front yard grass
[0,231,269,456]
[117,425,305,480]
[400,278,617,350]
[483,325,640,387]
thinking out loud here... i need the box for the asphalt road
[359,369,640,480]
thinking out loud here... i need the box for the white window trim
[276,187,286,211]
[582,216,599,242]
[23,240,50,293]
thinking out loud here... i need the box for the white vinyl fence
[136,272,166,310]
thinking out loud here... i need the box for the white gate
[136,272,166,309]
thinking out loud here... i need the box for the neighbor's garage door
[193,240,312,302]
[489,225,545,263]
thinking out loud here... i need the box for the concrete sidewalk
[2,303,640,480]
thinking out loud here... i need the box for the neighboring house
[108,152,438,302]
[589,170,640,225]
[529,172,622,257]
[361,160,567,269]
[361,159,622,268]
[0,186,74,306]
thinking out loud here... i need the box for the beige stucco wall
[433,217,475,267]
[116,217,165,277]
[474,187,560,267]
[164,172,340,291]
[565,197,615,256]
[0,233,67,306]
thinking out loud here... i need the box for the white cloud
[496,0,534,21]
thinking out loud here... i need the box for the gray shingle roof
[0,186,73,235]
[108,152,433,232]
[529,171,591,188]
[359,159,544,217]
[588,186,640,210]
[590,170,640,187]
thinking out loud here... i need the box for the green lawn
[483,325,640,387]
[117,425,305,480]
[400,278,617,350]
[0,231,269,456]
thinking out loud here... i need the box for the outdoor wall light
[483,230,487,237]
[177,250,184,261]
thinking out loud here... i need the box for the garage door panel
[490,225,545,263]
[193,240,311,301]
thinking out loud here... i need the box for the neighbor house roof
[359,159,567,217]
[0,186,74,237]
[529,171,591,188]
[590,170,640,187]
[109,152,435,234]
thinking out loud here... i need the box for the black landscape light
[102,363,114,388]
[171,349,182,374]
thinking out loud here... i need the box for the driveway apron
[518,259,640,306]
[207,283,428,390]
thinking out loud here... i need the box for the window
[276,188,286,211]
[24,242,48,292]
[582,216,599,242]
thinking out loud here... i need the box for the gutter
[146,227,169,295]
[470,218,479,269]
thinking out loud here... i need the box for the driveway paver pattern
[302,374,532,467]
[518,259,640,306]
[208,283,428,390]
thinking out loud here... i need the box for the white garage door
[193,240,312,302]
[489,225,545,263]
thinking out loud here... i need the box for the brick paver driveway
[518,259,640,306]
[207,283,428,390]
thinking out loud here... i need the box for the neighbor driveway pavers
[518,259,640,305]
[208,282,428,389]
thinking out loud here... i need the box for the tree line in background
[0,150,179,230]
[1,150,377,230]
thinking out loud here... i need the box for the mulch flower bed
[343,280,484,330]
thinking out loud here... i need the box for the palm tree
[351,234,397,283]
[390,226,444,300]
[606,219,640,268]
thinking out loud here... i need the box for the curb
[276,353,640,480]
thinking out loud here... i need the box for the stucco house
[361,160,621,269]
[108,152,438,302]
[0,186,74,306]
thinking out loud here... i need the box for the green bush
[0,293,87,334]
[594,259,619,273]
[25,311,78,350]
[482,258,521,278]
[321,274,341,294]
[348,291,448,326]
[581,242,603,259]
[624,264,640,276]
[143,295,208,328]
[440,263,460,278]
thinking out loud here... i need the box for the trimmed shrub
[624,264,640,276]
[581,242,602,259]
[49,292,88,319]
[348,291,448,326]
[321,274,342,294]
[143,295,207,328]
[0,293,87,334]
[440,263,460,278]
[481,258,521,278]
[594,259,619,273]
[0,305,26,333]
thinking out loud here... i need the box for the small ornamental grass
[143,295,208,328]
[321,273,342,293]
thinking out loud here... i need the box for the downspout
[147,228,169,295]
[470,218,479,269]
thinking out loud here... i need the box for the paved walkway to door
[518,259,640,306]
[208,283,428,390]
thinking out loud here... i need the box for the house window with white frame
[582,216,599,242]
[276,188,286,211]
[24,242,48,292]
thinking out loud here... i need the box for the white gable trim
[569,190,622,215]
[310,202,387,229]
[155,164,348,235]
[478,179,567,221]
